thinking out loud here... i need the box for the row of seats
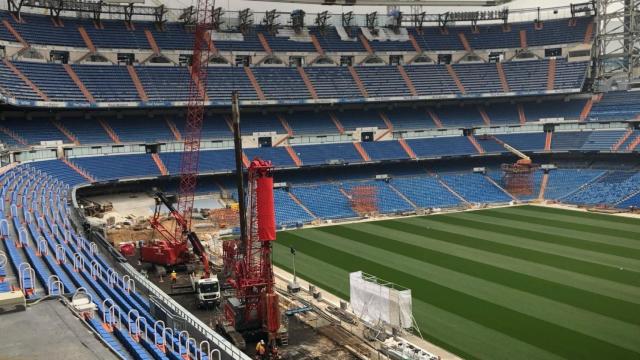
[589,91,640,121]
[31,129,639,183]
[272,167,640,226]
[564,171,640,205]
[0,10,593,52]
[0,98,597,147]
[1,59,588,105]
[0,163,216,359]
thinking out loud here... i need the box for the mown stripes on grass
[396,215,640,273]
[386,216,640,288]
[519,205,640,226]
[458,211,640,252]
[273,205,640,360]
[470,208,640,242]
[311,225,638,349]
[437,213,640,262]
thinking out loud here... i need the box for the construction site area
[80,181,447,360]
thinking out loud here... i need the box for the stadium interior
[0,0,639,359]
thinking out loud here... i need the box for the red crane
[140,0,212,277]
[220,93,281,350]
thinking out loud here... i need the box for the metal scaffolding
[595,0,640,83]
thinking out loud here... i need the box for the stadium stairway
[297,66,319,100]
[127,65,150,102]
[61,157,96,183]
[144,29,161,55]
[440,173,512,204]
[284,146,303,166]
[391,175,462,209]
[1,18,29,48]
[291,184,357,220]
[433,175,470,205]
[478,107,492,126]
[386,182,418,210]
[579,97,594,121]
[398,138,417,159]
[446,64,466,94]
[353,142,371,162]
[164,118,181,141]
[397,65,418,96]
[538,172,549,200]
[309,34,324,55]
[626,133,640,151]
[151,153,168,176]
[496,63,510,92]
[564,171,640,205]
[2,59,49,101]
[77,26,97,53]
[555,170,608,201]
[544,131,553,151]
[63,64,95,103]
[358,34,374,54]
[348,66,369,98]
[408,33,422,53]
[287,191,317,220]
[257,32,273,54]
[98,119,122,144]
[427,110,444,128]
[0,125,29,147]
[483,174,518,201]
[612,128,634,151]
[519,29,528,48]
[244,67,266,101]
[328,113,346,134]
[547,58,556,91]
[467,135,485,154]
[51,119,80,145]
[517,104,527,124]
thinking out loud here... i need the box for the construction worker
[170,270,177,284]
[255,340,266,359]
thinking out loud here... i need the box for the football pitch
[272,205,640,360]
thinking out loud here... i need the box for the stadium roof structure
[248,0,512,5]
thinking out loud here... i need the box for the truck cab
[192,274,220,308]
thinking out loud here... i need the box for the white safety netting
[349,271,412,329]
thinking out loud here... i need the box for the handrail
[55,244,66,263]
[154,320,166,348]
[178,330,189,356]
[47,275,64,295]
[120,262,251,359]
[38,237,49,256]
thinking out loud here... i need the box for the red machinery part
[119,243,136,257]
[265,292,280,334]
[139,240,188,267]
[256,175,276,241]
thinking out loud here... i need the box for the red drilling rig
[218,93,281,351]
[140,0,212,276]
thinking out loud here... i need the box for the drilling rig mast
[220,92,281,351]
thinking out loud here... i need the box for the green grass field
[272,205,640,360]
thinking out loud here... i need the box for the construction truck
[190,273,220,308]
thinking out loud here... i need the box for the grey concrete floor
[0,299,120,360]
